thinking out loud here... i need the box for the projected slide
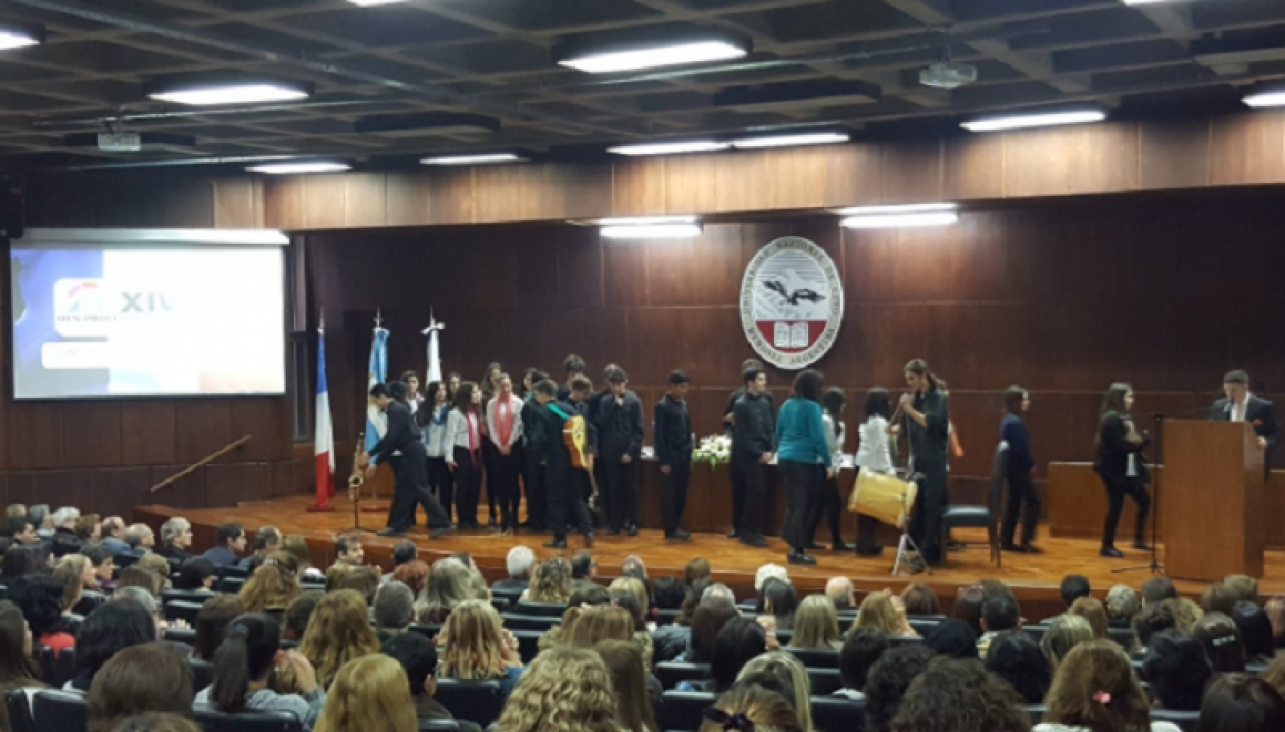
[11,245,286,399]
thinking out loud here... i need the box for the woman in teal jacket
[775,369,834,566]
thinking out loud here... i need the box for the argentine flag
[365,325,390,456]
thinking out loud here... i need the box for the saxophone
[347,433,365,503]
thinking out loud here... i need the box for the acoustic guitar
[548,404,601,512]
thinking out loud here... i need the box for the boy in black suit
[596,366,644,536]
[1213,369,1277,471]
[532,379,594,549]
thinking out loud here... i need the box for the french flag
[312,316,335,510]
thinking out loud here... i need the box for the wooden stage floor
[135,495,1285,607]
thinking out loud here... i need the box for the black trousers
[522,446,547,530]
[548,462,593,541]
[1101,475,1150,549]
[810,475,845,547]
[427,456,452,521]
[385,445,451,532]
[482,441,500,522]
[662,458,692,535]
[856,514,881,551]
[781,460,824,552]
[490,446,523,531]
[452,447,484,526]
[730,453,767,536]
[909,463,948,563]
[603,456,641,531]
[1002,470,1041,546]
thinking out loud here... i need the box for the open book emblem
[740,236,844,370]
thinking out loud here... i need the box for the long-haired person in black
[818,388,854,551]
[479,362,504,528]
[1000,385,1041,554]
[899,359,950,567]
[446,382,485,530]
[1093,382,1151,558]
[776,369,833,566]
[418,380,453,518]
[200,613,325,729]
[853,387,895,556]
[519,368,550,532]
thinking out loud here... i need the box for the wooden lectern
[1163,420,1266,581]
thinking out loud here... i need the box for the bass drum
[848,468,917,528]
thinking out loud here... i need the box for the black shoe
[665,529,691,541]
[832,540,855,552]
[1100,545,1124,558]
[740,533,767,548]
[376,528,406,537]
[1001,542,1023,552]
[582,533,594,548]
[429,526,454,540]
[787,550,817,566]
[727,529,740,539]
[626,525,639,537]
[856,544,885,557]
[544,538,568,548]
[1021,543,1042,554]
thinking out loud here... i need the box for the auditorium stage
[135,496,1285,619]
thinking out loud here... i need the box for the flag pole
[308,308,336,513]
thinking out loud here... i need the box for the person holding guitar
[531,378,594,549]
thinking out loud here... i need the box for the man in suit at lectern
[1212,370,1277,471]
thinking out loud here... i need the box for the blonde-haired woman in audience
[596,640,657,732]
[1041,614,1095,672]
[137,554,173,592]
[564,605,634,648]
[1035,639,1180,732]
[313,654,416,732]
[437,599,523,700]
[494,647,618,732]
[52,555,95,617]
[298,589,380,689]
[789,595,843,650]
[239,553,302,618]
[523,558,572,604]
[282,536,323,581]
[420,557,473,623]
[854,591,915,637]
[1070,597,1110,640]
[699,685,802,732]
[607,579,657,667]
[1265,596,1285,650]
[737,651,814,732]
[323,564,352,594]
[1173,597,1203,633]
[1105,585,1139,628]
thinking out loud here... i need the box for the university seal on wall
[740,236,843,370]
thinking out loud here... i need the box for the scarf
[494,395,516,447]
[431,404,449,426]
[467,410,480,461]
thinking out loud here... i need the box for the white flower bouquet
[692,434,733,467]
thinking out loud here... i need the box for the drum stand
[892,493,931,576]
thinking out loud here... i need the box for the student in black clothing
[731,366,774,548]
[596,366,644,536]
[899,359,949,566]
[558,353,587,403]
[655,370,694,541]
[1000,385,1040,554]
[567,375,600,530]
[365,382,454,539]
[1094,382,1151,558]
[520,368,550,532]
[722,358,775,436]
[531,379,594,549]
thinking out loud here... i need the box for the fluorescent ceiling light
[836,203,957,216]
[602,223,703,239]
[0,26,42,51]
[731,132,850,149]
[21,228,289,246]
[149,82,311,106]
[842,212,958,229]
[962,109,1106,132]
[597,216,698,226]
[348,0,406,5]
[245,162,351,175]
[607,140,729,156]
[1244,88,1285,109]
[420,153,526,166]
[558,40,747,74]
[1122,0,1185,5]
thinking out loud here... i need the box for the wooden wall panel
[612,158,665,217]
[1139,119,1210,190]
[35,469,94,516]
[149,465,205,509]
[343,175,388,228]
[7,402,63,469]
[1068,123,1140,195]
[92,467,152,520]
[301,175,348,230]
[120,402,177,466]
[663,154,721,215]
[879,140,943,204]
[943,134,1005,200]
[213,178,265,228]
[264,177,304,230]
[63,402,121,468]
[174,401,234,464]
[1209,113,1285,187]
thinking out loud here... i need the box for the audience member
[313,654,416,732]
[892,657,1029,732]
[8,575,74,655]
[1142,576,1178,607]
[52,554,94,616]
[494,647,617,732]
[953,586,986,637]
[526,557,573,604]
[1264,597,1285,649]
[87,643,193,732]
[389,539,417,572]
[1106,585,1140,628]
[652,576,686,615]
[5,517,37,546]
[117,566,164,599]
[1224,575,1259,605]
[978,591,1022,657]
[755,578,796,632]
[83,545,114,588]
[201,523,246,568]
[339,566,380,605]
[1143,630,1212,712]
[199,613,324,728]
[1175,598,1205,633]
[332,534,364,567]
[112,588,170,642]
[901,583,940,616]
[621,555,648,582]
[1231,601,1274,666]
[0,544,43,581]
[698,685,801,732]
[174,558,216,593]
[436,599,524,699]
[28,506,51,540]
[684,599,738,663]
[76,513,102,545]
[0,600,43,731]
[1042,614,1094,671]
[282,535,323,581]
[299,589,380,688]
[684,557,711,586]
[925,619,979,660]
[570,549,598,593]
[323,564,353,594]
[373,581,414,641]
[790,595,843,650]
[380,632,481,732]
[238,526,282,570]
[1194,612,1247,674]
[283,592,322,642]
[754,564,789,596]
[420,558,472,623]
[1061,574,1092,609]
[687,616,767,694]
[123,524,156,556]
[987,630,1052,704]
[739,651,813,732]
[112,713,201,732]
[3,505,25,520]
[836,627,887,701]
[1070,597,1109,640]
[494,546,534,592]
[596,640,658,732]
[855,591,914,637]
[1195,674,1285,732]
[864,645,935,732]
[1261,650,1285,701]
[159,518,193,562]
[1037,640,1178,732]
[1203,583,1237,617]
[137,554,173,591]
[825,577,856,610]
[191,596,245,661]
[67,601,157,692]
[1133,601,1179,655]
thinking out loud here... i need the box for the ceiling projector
[919,62,978,89]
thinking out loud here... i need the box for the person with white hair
[826,577,857,611]
[123,524,155,557]
[755,564,788,593]
[702,583,736,604]
[51,507,80,534]
[1105,584,1140,628]
[159,518,193,562]
[621,555,647,581]
[494,546,534,593]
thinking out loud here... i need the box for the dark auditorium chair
[1151,709,1200,732]
[660,690,716,731]
[218,565,250,580]
[490,586,525,606]
[1021,704,1047,724]
[773,629,793,645]
[806,668,841,695]
[191,659,214,691]
[162,589,216,605]
[1107,626,1136,650]
[6,689,34,732]
[938,441,1007,568]
[419,721,462,732]
[218,576,247,594]
[784,647,839,669]
[907,616,943,636]
[512,630,542,664]
[195,709,303,732]
[489,597,509,613]
[500,614,558,631]
[654,609,682,625]
[434,679,502,727]
[655,662,708,690]
[32,690,88,732]
[51,648,77,689]
[887,635,923,648]
[167,627,197,646]
[114,553,143,571]
[407,623,444,641]
[811,696,865,732]
[166,600,207,625]
[513,601,567,618]
[34,647,58,687]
